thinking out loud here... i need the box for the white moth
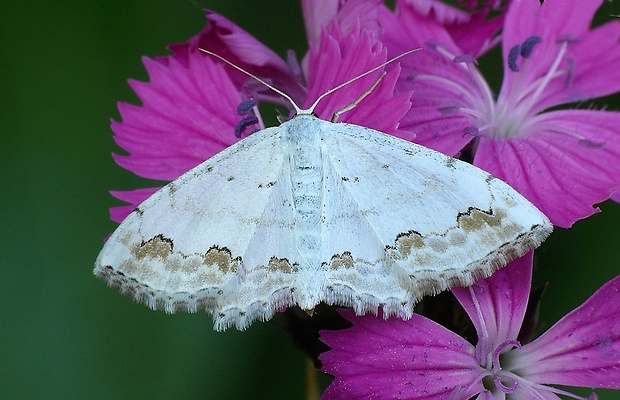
[95,50,552,331]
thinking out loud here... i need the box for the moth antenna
[200,47,419,116]
[306,48,420,114]
[199,48,304,115]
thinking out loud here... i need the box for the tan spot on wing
[118,256,160,280]
[394,231,425,258]
[329,252,355,269]
[458,208,504,232]
[498,193,519,208]
[428,238,449,254]
[197,270,225,285]
[131,234,173,260]
[203,246,238,274]
[267,257,293,273]
[120,232,132,246]
[164,255,203,274]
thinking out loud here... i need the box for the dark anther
[424,39,440,51]
[453,54,478,65]
[234,115,259,138]
[237,99,257,116]
[463,126,480,137]
[556,34,580,44]
[520,36,542,58]
[438,105,461,116]
[578,138,605,149]
[508,44,521,72]
[565,58,576,87]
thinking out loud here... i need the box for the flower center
[476,339,598,399]
[492,35,575,139]
[466,286,598,399]
[417,35,579,141]
[478,339,522,394]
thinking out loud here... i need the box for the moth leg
[331,71,386,123]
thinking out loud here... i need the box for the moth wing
[315,121,551,316]
[94,127,300,330]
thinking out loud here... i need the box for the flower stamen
[522,40,569,112]
[492,340,521,373]
[453,54,479,65]
[234,99,263,137]
[508,44,521,72]
[234,114,259,137]
[418,43,496,131]
[236,99,257,116]
[520,36,542,58]
[494,374,519,393]
[492,35,581,139]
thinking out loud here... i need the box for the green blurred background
[1,1,619,399]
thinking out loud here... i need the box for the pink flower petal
[320,310,485,399]
[304,25,412,138]
[474,110,620,228]
[499,0,620,111]
[301,0,340,46]
[445,11,503,57]
[473,392,498,400]
[400,0,471,25]
[302,0,382,47]
[501,0,600,83]
[543,21,620,107]
[510,275,620,389]
[451,252,533,350]
[199,12,289,68]
[166,11,304,105]
[380,3,482,154]
[112,52,244,181]
[397,0,503,56]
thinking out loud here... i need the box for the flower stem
[305,358,320,400]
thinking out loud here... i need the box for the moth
[95,50,552,331]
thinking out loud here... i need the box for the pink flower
[302,0,505,56]
[301,0,382,47]
[109,9,410,223]
[320,253,620,399]
[381,0,620,227]
[397,0,507,56]
[109,43,246,222]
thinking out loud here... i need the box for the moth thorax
[288,119,325,269]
